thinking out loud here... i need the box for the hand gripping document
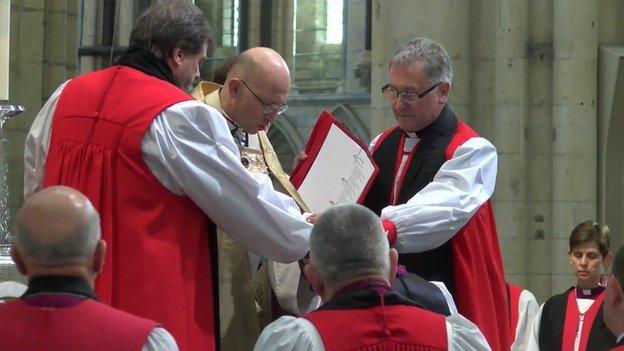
[291,110,379,212]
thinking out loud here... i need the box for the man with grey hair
[0,186,178,350]
[361,37,509,350]
[254,204,491,350]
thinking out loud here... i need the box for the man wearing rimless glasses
[192,47,319,350]
[362,37,509,351]
[199,47,290,140]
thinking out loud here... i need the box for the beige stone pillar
[491,0,529,288]
[247,0,261,47]
[598,46,624,256]
[469,0,496,138]
[597,0,624,256]
[271,0,294,65]
[342,0,368,94]
[6,0,77,243]
[526,0,554,301]
[43,0,78,94]
[3,0,47,281]
[79,0,97,74]
[116,0,133,47]
[551,0,598,293]
[7,0,46,215]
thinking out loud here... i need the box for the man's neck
[326,275,391,302]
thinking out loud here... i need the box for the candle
[0,0,9,101]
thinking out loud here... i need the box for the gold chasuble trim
[257,131,310,213]
[192,81,266,351]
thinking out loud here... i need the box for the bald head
[14,186,101,268]
[220,47,291,133]
[229,47,291,87]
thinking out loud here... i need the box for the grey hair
[129,0,212,59]
[390,37,453,84]
[310,204,390,288]
[14,207,101,267]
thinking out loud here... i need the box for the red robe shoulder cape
[0,298,156,351]
[43,66,217,350]
[306,302,448,350]
[365,112,509,351]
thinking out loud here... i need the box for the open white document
[291,111,378,213]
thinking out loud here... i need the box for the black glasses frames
[381,82,441,101]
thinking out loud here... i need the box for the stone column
[271,0,294,66]
[469,0,496,138]
[43,0,78,95]
[79,0,97,74]
[526,0,554,301]
[551,0,598,292]
[342,0,369,94]
[491,0,530,288]
[116,0,133,47]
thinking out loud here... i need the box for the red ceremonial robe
[539,288,617,351]
[305,289,448,351]
[363,105,509,351]
[43,66,216,351]
[0,298,156,351]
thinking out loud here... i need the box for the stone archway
[330,103,370,142]
[267,116,305,173]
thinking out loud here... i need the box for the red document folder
[291,111,379,210]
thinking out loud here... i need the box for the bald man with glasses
[192,47,318,351]
[361,37,509,351]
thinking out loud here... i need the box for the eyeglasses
[381,82,441,103]
[239,80,289,115]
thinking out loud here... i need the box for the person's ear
[171,47,184,67]
[93,240,107,275]
[227,78,242,97]
[388,248,398,284]
[304,264,325,298]
[437,82,450,105]
[11,246,28,276]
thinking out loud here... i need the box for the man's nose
[393,97,408,110]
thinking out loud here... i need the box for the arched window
[292,0,344,94]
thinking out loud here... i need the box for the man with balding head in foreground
[192,47,318,350]
[0,186,177,350]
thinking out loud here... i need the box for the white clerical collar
[206,88,248,146]
[203,85,264,149]
[575,285,604,299]
[405,131,418,139]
